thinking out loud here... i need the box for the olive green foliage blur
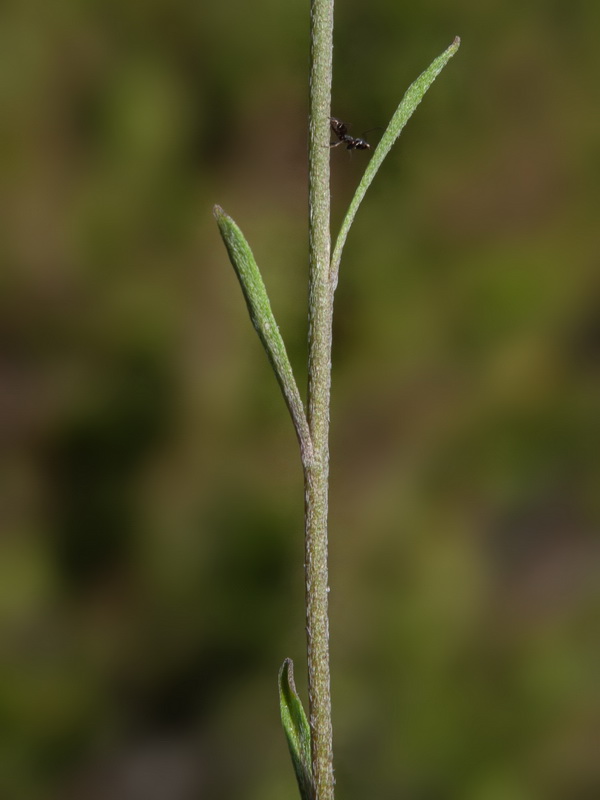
[0,1,598,799]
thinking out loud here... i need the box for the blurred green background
[1,0,598,798]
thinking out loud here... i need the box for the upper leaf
[330,36,461,291]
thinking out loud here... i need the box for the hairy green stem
[306,0,335,798]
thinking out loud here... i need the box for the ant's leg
[329,140,344,148]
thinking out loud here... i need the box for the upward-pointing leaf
[330,36,461,291]
[279,658,314,800]
[214,205,312,459]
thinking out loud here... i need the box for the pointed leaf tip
[279,659,314,800]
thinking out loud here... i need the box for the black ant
[330,117,371,151]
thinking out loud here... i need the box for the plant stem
[305,0,335,798]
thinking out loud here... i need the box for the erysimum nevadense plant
[214,4,459,796]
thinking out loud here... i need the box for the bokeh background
[1,0,599,798]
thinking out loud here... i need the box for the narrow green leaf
[214,206,312,461]
[330,36,461,291]
[279,658,314,800]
